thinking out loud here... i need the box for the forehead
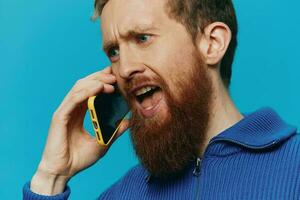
[100,0,168,40]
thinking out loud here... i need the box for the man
[23,0,300,199]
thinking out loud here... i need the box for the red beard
[127,53,212,179]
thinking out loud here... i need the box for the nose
[118,48,145,80]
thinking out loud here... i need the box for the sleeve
[97,164,144,200]
[23,182,71,200]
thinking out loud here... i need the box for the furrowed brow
[125,25,158,38]
[102,25,157,52]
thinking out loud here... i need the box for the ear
[196,22,232,66]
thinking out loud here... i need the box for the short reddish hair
[94,0,238,87]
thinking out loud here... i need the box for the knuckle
[52,110,65,123]
[75,78,84,85]
[96,81,104,88]
[52,110,59,121]
[70,93,82,104]
[72,80,82,92]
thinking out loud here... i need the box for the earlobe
[197,22,232,66]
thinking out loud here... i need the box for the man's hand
[30,67,130,195]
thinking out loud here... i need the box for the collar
[144,107,297,182]
[207,107,297,151]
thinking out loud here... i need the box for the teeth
[135,86,156,96]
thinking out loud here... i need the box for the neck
[200,76,244,156]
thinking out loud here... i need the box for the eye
[107,47,120,61]
[136,34,151,43]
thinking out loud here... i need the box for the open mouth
[133,86,163,117]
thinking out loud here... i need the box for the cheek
[155,47,195,92]
[141,41,180,77]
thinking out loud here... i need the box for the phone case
[87,94,129,146]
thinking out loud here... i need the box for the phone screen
[93,89,129,144]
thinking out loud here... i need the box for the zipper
[191,137,278,199]
[193,157,202,199]
[193,157,202,177]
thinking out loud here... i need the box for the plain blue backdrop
[0,0,299,199]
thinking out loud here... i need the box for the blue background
[0,0,299,199]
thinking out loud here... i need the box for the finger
[87,73,116,83]
[93,74,116,84]
[71,101,88,128]
[56,82,114,120]
[72,79,114,94]
[75,75,116,90]
[101,66,113,74]
[69,80,113,123]
[84,67,114,80]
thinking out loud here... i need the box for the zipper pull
[193,157,202,177]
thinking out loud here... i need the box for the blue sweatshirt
[23,107,300,199]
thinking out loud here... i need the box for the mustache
[123,75,165,98]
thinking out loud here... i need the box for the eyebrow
[102,25,157,53]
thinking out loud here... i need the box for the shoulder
[98,164,147,199]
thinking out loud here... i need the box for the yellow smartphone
[87,87,129,146]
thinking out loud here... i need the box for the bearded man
[23,0,300,199]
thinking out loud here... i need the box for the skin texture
[129,53,212,178]
[100,0,214,178]
[30,67,129,195]
[100,0,242,155]
[30,0,243,195]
